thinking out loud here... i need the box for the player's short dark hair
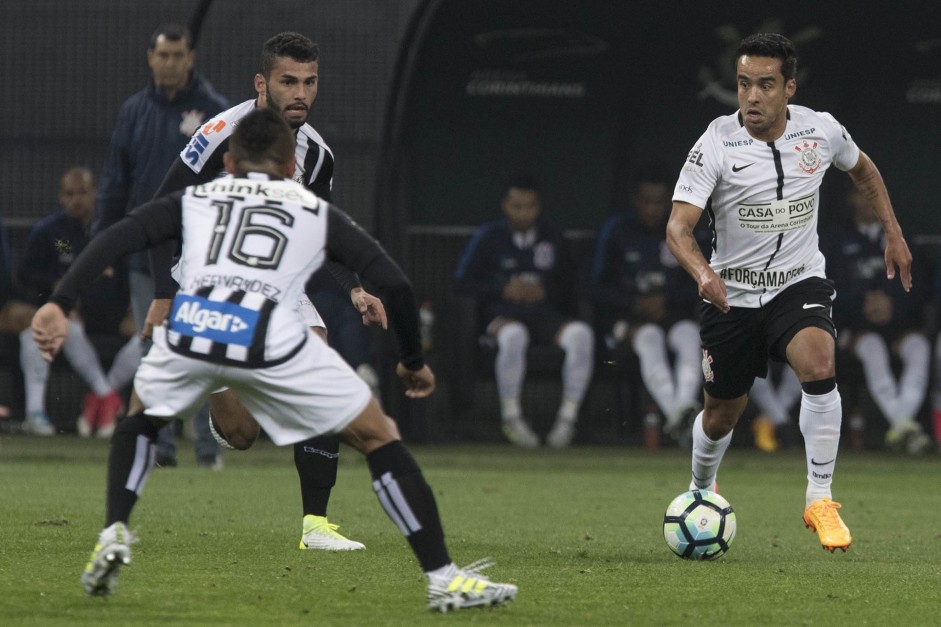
[737,33,798,82]
[149,23,192,51]
[502,173,540,197]
[229,108,295,169]
[261,32,319,78]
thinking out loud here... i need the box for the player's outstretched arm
[847,151,912,291]
[667,201,729,313]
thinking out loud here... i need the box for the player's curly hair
[229,108,294,171]
[261,32,319,78]
[737,33,798,82]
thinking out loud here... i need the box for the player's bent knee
[208,389,260,450]
[339,397,400,455]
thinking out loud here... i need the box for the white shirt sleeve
[673,125,721,210]
[819,112,860,172]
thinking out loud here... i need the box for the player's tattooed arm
[848,151,912,291]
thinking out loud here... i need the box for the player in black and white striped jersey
[148,32,380,551]
[33,107,517,610]
[666,33,913,552]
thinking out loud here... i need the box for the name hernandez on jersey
[166,173,327,367]
[673,104,860,308]
[180,99,334,194]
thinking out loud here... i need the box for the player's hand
[396,362,435,398]
[143,298,172,341]
[884,234,913,292]
[351,287,388,329]
[31,303,69,362]
[698,267,729,313]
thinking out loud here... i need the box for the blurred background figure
[16,167,138,436]
[95,24,229,466]
[747,363,801,452]
[824,185,932,454]
[588,163,704,446]
[454,175,594,448]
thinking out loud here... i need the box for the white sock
[799,386,842,506]
[60,320,110,396]
[689,411,732,490]
[556,398,579,423]
[667,320,702,418]
[557,321,594,408]
[632,324,676,420]
[501,399,522,422]
[934,333,941,411]
[494,322,528,421]
[107,336,143,391]
[896,333,930,420]
[19,328,50,415]
[854,333,899,424]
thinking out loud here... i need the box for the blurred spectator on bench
[454,174,594,448]
[747,362,801,452]
[926,241,941,449]
[587,163,703,446]
[823,185,932,454]
[16,166,139,436]
[0,212,33,420]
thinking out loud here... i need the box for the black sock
[106,413,160,527]
[367,440,450,572]
[294,435,340,517]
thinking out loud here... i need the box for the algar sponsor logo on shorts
[174,300,250,334]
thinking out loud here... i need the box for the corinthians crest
[795,139,821,174]
[180,109,206,137]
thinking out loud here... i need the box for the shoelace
[812,500,843,527]
[309,521,345,536]
[456,558,497,583]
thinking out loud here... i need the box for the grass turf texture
[1,436,939,626]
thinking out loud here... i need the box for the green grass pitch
[1,435,939,626]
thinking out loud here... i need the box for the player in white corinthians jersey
[32,108,517,610]
[667,33,913,552]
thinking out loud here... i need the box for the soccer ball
[663,490,736,560]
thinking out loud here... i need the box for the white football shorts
[297,293,325,329]
[135,325,371,445]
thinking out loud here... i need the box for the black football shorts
[698,277,836,399]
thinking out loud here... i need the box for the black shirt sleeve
[325,205,423,369]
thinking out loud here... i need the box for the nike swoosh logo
[810,458,835,466]
[731,163,755,172]
[802,303,826,309]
